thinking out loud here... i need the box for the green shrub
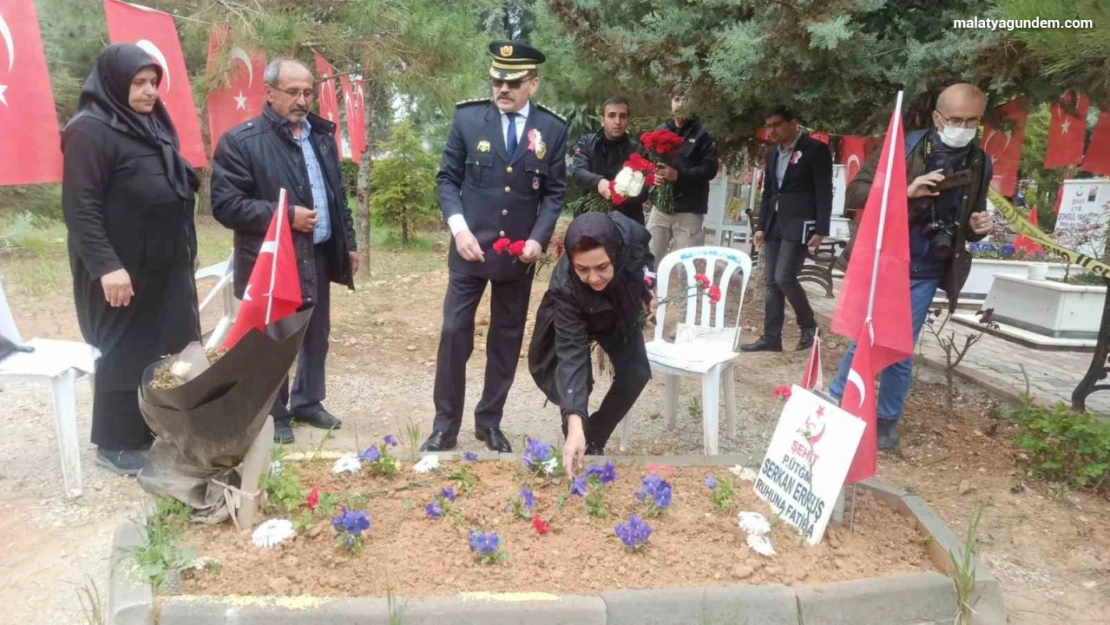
[1007,397,1110,491]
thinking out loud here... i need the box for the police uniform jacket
[437,99,568,281]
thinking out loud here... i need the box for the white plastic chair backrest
[0,279,24,345]
[653,246,752,349]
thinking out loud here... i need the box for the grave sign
[753,386,865,546]
[1054,179,1110,259]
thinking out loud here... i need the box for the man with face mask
[828,83,995,451]
[568,97,649,224]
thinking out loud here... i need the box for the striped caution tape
[987,187,1110,278]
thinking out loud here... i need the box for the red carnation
[708,285,722,304]
[645,173,656,187]
[492,237,511,255]
[532,515,550,535]
[641,129,684,157]
[608,180,626,206]
[625,153,656,173]
[773,385,792,400]
[508,240,527,256]
[694,273,711,289]
[305,487,320,511]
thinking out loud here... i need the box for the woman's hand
[100,268,133,307]
[648,291,658,323]
[563,415,587,478]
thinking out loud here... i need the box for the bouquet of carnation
[567,153,657,217]
[639,129,685,214]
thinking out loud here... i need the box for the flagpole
[863,91,904,342]
[266,188,286,325]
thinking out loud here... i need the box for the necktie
[505,112,518,155]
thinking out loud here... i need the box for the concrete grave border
[109,454,1005,625]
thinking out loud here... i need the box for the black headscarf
[65,43,196,199]
[563,212,649,336]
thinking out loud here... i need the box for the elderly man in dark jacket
[568,96,648,224]
[829,83,995,451]
[212,57,358,444]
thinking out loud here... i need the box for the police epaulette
[456,98,491,107]
[533,102,566,123]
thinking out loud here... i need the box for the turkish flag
[312,50,343,151]
[840,136,867,184]
[103,0,207,167]
[1082,111,1110,176]
[223,189,302,349]
[800,329,823,392]
[205,26,265,151]
[832,97,915,485]
[810,131,830,145]
[1044,92,1088,169]
[981,99,1028,196]
[0,0,63,185]
[1012,208,1044,256]
[1053,171,1073,213]
[343,76,366,163]
[863,136,883,161]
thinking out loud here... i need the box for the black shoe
[274,419,295,445]
[293,409,342,431]
[877,419,900,452]
[740,336,783,353]
[585,443,605,456]
[475,427,513,453]
[96,448,145,476]
[796,327,817,351]
[420,431,457,452]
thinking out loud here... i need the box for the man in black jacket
[568,97,648,224]
[742,106,832,353]
[212,58,358,444]
[647,90,719,266]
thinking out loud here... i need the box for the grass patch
[125,497,195,595]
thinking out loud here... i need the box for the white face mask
[938,124,976,148]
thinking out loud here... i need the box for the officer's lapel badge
[532,177,541,190]
[477,140,491,153]
[527,129,547,160]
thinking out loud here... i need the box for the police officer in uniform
[421,41,568,452]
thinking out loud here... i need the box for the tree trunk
[355,79,379,276]
[197,168,212,216]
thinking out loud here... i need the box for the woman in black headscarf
[62,44,200,475]
[528,211,656,476]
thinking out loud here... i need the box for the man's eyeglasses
[275,87,316,100]
[763,119,787,130]
[491,78,527,90]
[936,110,981,129]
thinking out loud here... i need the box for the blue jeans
[829,277,941,421]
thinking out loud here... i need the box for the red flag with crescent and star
[312,50,343,151]
[839,136,866,185]
[103,0,207,167]
[205,25,266,151]
[0,0,64,185]
[340,75,365,163]
[222,188,301,349]
[1044,92,1088,170]
[1082,111,1110,176]
[980,99,1028,196]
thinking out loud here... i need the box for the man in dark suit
[568,96,648,224]
[421,40,568,453]
[742,105,832,353]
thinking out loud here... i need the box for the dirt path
[1,227,1108,623]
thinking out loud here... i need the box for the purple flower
[468,529,500,554]
[704,476,717,490]
[440,487,457,502]
[614,515,653,550]
[637,475,673,509]
[332,509,371,536]
[358,446,381,463]
[463,451,479,462]
[384,434,398,447]
[518,486,535,509]
[1002,244,1016,257]
[425,502,443,520]
[586,461,618,485]
[570,477,588,497]
[522,438,553,468]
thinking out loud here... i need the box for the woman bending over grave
[528,212,656,477]
[61,44,200,475]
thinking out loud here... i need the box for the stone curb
[109,457,1005,625]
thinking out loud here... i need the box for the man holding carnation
[568,97,649,224]
[646,88,719,267]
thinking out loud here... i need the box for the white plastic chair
[620,246,753,455]
[195,251,236,350]
[0,279,98,498]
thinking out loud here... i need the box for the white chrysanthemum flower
[626,171,646,198]
[747,533,776,558]
[170,361,192,378]
[729,465,758,482]
[542,457,559,476]
[270,460,282,475]
[613,167,635,196]
[738,511,771,535]
[413,454,441,474]
[331,455,361,474]
[251,519,295,548]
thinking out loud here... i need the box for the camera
[922,220,956,259]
